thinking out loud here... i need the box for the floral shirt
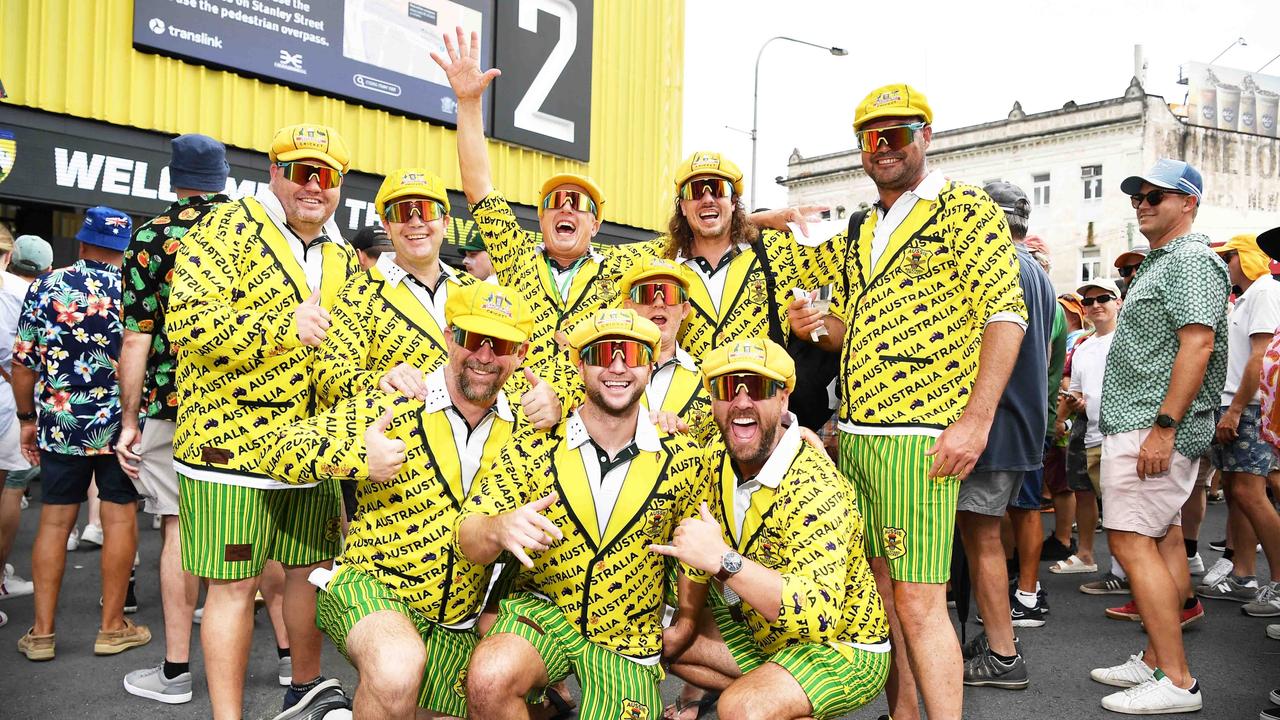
[122,193,229,421]
[13,260,124,455]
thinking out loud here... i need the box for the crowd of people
[1,25,1278,720]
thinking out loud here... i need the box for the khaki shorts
[133,419,179,516]
[1100,429,1198,538]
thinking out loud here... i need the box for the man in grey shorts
[956,181,1056,690]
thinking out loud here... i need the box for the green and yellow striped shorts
[711,604,889,719]
[315,564,477,716]
[488,592,662,720]
[838,433,959,584]
[178,475,342,580]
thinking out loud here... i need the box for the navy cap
[1120,158,1203,200]
[351,225,392,252]
[76,206,132,251]
[169,134,230,193]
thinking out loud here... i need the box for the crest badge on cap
[873,89,904,107]
[727,340,766,363]
[689,152,721,171]
[293,126,330,151]
[400,171,425,184]
[480,291,513,318]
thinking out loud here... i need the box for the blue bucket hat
[1120,158,1203,200]
[76,206,132,251]
[170,134,229,193]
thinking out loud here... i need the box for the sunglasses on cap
[451,327,521,357]
[678,178,734,201]
[1129,188,1188,209]
[541,189,598,216]
[629,280,688,305]
[580,339,653,368]
[1080,294,1116,307]
[276,161,343,189]
[383,199,446,224]
[709,372,785,402]
[856,121,927,153]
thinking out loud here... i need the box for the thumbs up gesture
[295,288,332,347]
[520,368,562,430]
[365,409,407,483]
[494,492,564,568]
[649,502,730,575]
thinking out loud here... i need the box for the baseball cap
[444,283,533,344]
[374,168,451,219]
[170,134,230,193]
[701,337,796,393]
[11,235,52,274]
[672,151,745,196]
[538,173,606,221]
[1213,234,1270,281]
[983,181,1031,220]
[75,206,132,252]
[1076,278,1122,297]
[853,83,934,130]
[458,229,487,253]
[620,257,692,297]
[1057,294,1083,318]
[351,226,392,253]
[1257,226,1280,261]
[268,124,350,173]
[566,309,660,363]
[1120,158,1203,200]
[1114,245,1150,268]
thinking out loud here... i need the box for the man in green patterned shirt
[1090,159,1228,716]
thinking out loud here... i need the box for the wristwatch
[1155,413,1179,429]
[715,551,744,582]
[16,410,35,422]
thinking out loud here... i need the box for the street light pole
[750,36,847,210]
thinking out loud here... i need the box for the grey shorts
[132,419,179,516]
[958,470,1024,517]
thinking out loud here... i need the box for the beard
[724,407,780,469]
[458,357,504,403]
[584,379,646,418]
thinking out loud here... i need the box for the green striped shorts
[489,592,662,720]
[315,564,476,716]
[838,433,959,584]
[711,604,889,719]
[178,475,342,580]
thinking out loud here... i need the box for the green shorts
[178,475,342,580]
[488,592,662,720]
[838,433,959,584]
[315,564,475,716]
[711,604,889,719]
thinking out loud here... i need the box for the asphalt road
[1,493,1274,719]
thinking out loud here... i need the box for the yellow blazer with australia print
[645,348,716,447]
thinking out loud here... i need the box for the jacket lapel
[257,219,311,302]
[553,444,600,547]
[867,199,939,285]
[374,267,447,345]
[601,448,665,547]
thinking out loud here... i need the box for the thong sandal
[1049,554,1098,574]
[545,686,576,720]
[663,691,720,720]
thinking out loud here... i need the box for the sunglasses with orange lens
[451,327,521,357]
[383,199,446,224]
[541,189,598,216]
[709,372,784,402]
[855,122,927,153]
[678,177,734,200]
[629,281,688,305]
[276,161,343,189]
[580,339,653,368]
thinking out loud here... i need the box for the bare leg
[0,484,23,568]
[87,479,101,529]
[466,632,550,720]
[99,500,139,631]
[346,610,427,720]
[870,558,920,720]
[160,515,199,663]
[1232,473,1280,582]
[958,512,1016,655]
[1110,529,1192,688]
[1052,491,1075,547]
[894,580,962,720]
[31,503,79,634]
[1226,475,1260,577]
[717,663,817,720]
[1181,487,1206,551]
[1009,508,1043,596]
[202,576,258,720]
[283,560,330,684]
[1074,490,1099,565]
[261,559,290,651]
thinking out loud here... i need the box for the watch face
[722,551,744,574]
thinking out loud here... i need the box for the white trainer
[66,526,80,551]
[0,563,34,599]
[1201,557,1234,587]
[1101,673,1202,715]
[1091,652,1156,688]
[1186,553,1205,575]
[81,523,104,547]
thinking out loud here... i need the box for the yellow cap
[538,173,606,221]
[853,84,934,131]
[566,309,660,364]
[374,169,451,218]
[1214,234,1270,281]
[673,151,744,196]
[701,337,796,393]
[620,257,692,297]
[444,283,533,344]
[269,124,350,173]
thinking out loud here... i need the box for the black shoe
[274,678,349,720]
[1038,587,1050,614]
[963,649,1029,689]
[962,631,1021,660]
[1039,535,1076,562]
[1209,538,1228,553]
[98,574,138,614]
[1261,708,1280,720]
[1010,593,1047,628]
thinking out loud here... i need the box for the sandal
[663,691,719,720]
[1049,554,1098,574]
[545,685,576,720]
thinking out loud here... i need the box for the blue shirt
[13,260,124,455]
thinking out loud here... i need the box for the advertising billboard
[1184,61,1280,137]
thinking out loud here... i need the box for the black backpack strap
[842,210,869,302]
[749,233,788,348]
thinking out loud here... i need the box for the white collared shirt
[731,414,802,539]
[645,347,699,411]
[376,253,466,332]
[565,409,661,538]
[421,367,513,497]
[678,242,751,315]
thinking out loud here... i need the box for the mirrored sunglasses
[856,122,926,152]
[276,161,343,189]
[629,280,687,305]
[451,327,520,357]
[580,339,653,368]
[384,199,445,224]
[541,189,598,216]
[709,372,784,402]
[678,178,734,200]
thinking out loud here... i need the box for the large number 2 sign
[492,0,593,161]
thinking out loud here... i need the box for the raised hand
[494,492,563,568]
[430,27,501,101]
[520,369,561,430]
[295,288,331,347]
[787,290,824,341]
[365,409,407,483]
[649,503,729,575]
[379,362,428,400]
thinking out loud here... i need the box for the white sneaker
[1186,553,1205,575]
[1268,624,1280,640]
[66,526,80,551]
[19,495,28,510]
[1101,673,1202,714]
[1091,652,1156,688]
[1202,557,1234,587]
[192,607,203,624]
[81,523,104,547]
[0,608,7,628]
[0,564,34,599]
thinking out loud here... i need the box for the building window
[1079,247,1102,283]
[1032,173,1050,206]
[1082,165,1103,201]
